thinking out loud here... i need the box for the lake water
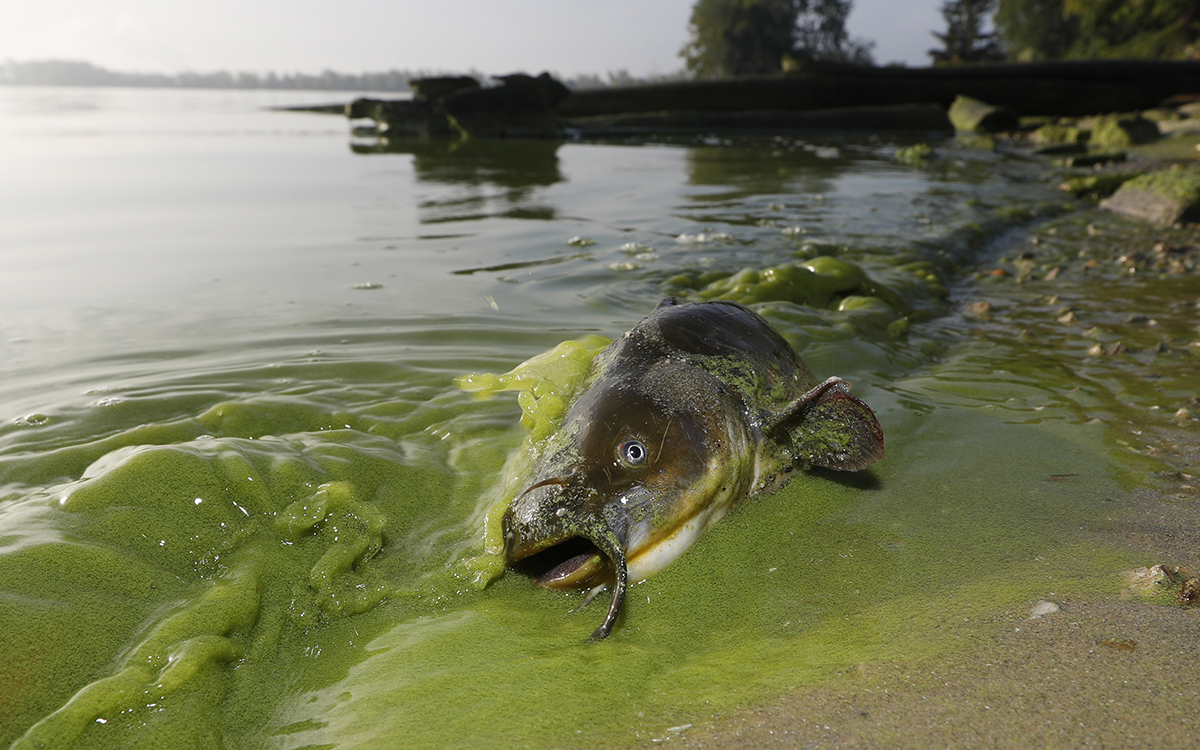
[1,87,1196,749]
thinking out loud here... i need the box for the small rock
[1087,341,1127,357]
[1121,565,1167,597]
[1090,116,1159,149]
[1180,576,1200,605]
[965,300,993,316]
[948,95,1018,133]
[1028,600,1060,619]
[1100,167,1200,226]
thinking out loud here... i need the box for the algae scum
[2,116,1198,749]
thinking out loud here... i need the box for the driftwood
[557,61,1200,120]
[329,60,1199,140]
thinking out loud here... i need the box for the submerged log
[557,60,1200,120]
[410,76,480,102]
[442,73,569,138]
[346,76,483,137]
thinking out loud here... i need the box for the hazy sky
[3,1,946,77]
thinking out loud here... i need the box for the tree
[794,0,876,64]
[994,0,1077,61]
[1062,0,1200,59]
[680,0,874,78]
[929,0,1006,63]
[995,0,1200,60]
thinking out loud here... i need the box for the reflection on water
[685,139,852,198]
[351,136,563,223]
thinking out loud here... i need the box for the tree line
[933,0,1199,63]
[0,60,425,91]
[682,0,1200,76]
[4,2,1196,92]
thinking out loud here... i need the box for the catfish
[503,298,883,639]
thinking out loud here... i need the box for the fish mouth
[503,479,629,640]
[511,535,608,589]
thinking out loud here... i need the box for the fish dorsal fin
[763,377,884,472]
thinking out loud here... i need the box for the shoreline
[677,205,1200,748]
[678,473,1200,749]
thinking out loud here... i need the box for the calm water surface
[1,87,1193,749]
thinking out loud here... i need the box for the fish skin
[503,298,883,639]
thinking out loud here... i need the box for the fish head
[503,359,750,638]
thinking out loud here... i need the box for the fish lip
[504,479,610,588]
[503,479,629,640]
[502,476,574,560]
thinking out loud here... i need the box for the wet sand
[679,203,1200,749]
[679,469,1199,749]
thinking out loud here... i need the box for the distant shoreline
[1,59,416,92]
[0,59,685,93]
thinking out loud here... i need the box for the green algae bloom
[4,118,1198,750]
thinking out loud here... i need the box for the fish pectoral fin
[765,377,884,472]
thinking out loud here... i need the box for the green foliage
[682,0,801,77]
[794,0,876,64]
[995,0,1200,60]
[680,0,873,78]
[994,0,1078,60]
[930,0,1006,63]
[1063,0,1200,59]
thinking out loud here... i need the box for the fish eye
[617,439,648,467]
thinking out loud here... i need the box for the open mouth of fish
[510,535,609,589]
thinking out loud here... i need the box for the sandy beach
[680,208,1200,748]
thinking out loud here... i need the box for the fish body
[503,298,883,639]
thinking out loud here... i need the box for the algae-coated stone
[1140,108,1180,123]
[1033,123,1085,146]
[1100,167,1200,225]
[947,95,1018,134]
[894,143,932,166]
[1090,117,1159,149]
[1058,172,1138,199]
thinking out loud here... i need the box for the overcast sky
[3,1,947,76]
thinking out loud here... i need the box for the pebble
[1028,600,1060,619]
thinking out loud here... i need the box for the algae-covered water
[1,87,1196,749]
